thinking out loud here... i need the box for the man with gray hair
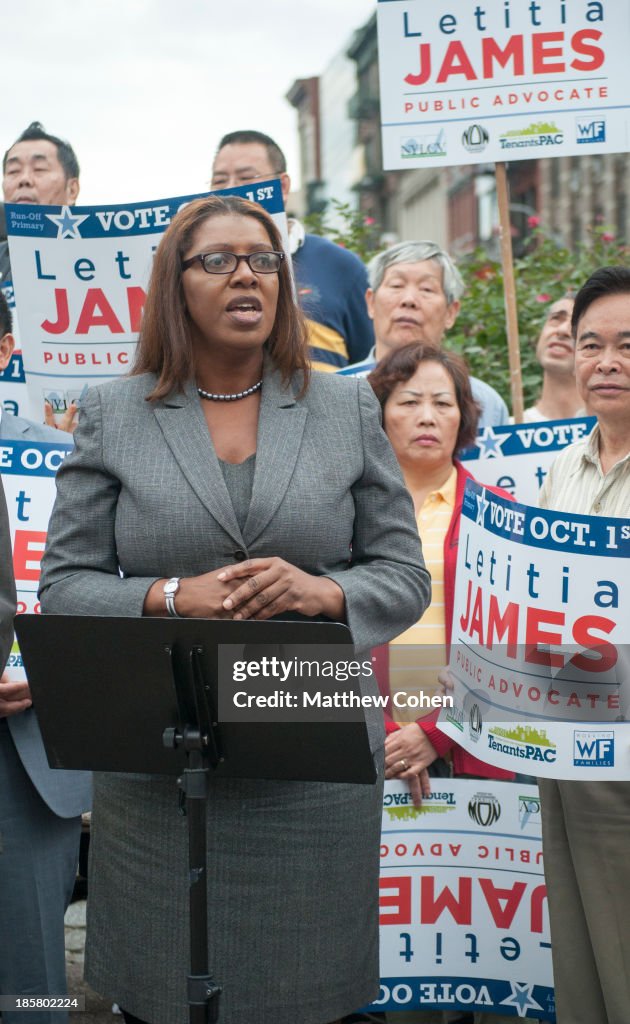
[338,240,508,428]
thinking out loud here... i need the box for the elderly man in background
[338,240,508,429]
[523,296,582,422]
[539,265,630,1024]
[210,129,374,371]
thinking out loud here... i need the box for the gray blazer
[40,365,429,664]
[0,410,90,817]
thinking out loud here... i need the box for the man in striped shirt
[538,266,630,1024]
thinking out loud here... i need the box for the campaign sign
[460,417,596,505]
[377,0,630,169]
[5,181,286,414]
[438,479,630,779]
[369,779,554,1020]
[0,277,41,422]
[0,438,73,681]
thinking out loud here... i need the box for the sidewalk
[64,909,533,1024]
[64,901,115,1024]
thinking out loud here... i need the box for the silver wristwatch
[164,577,181,617]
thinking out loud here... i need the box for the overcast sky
[1,0,375,206]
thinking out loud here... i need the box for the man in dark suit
[0,290,91,1023]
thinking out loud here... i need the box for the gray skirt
[85,763,383,1024]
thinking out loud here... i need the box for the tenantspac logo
[400,129,446,159]
[462,124,489,153]
[385,790,456,820]
[500,121,563,150]
[468,792,501,827]
[487,725,557,764]
[518,793,541,828]
[573,730,615,767]
[576,118,606,144]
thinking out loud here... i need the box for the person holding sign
[1,121,79,286]
[0,289,90,1024]
[538,266,630,1024]
[369,343,513,797]
[39,194,429,1024]
[1,122,81,431]
[0,293,73,442]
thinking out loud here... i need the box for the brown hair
[132,194,310,400]
[368,343,480,452]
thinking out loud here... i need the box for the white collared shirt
[539,423,630,517]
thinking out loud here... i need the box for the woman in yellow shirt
[369,342,514,796]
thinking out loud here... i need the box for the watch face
[164,579,179,596]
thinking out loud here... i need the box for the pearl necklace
[196,379,263,402]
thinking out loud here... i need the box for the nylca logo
[400,129,446,159]
[573,730,615,767]
[576,118,606,144]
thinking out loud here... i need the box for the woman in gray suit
[39,195,430,1024]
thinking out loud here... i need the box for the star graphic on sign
[476,426,508,459]
[475,490,489,525]
[45,206,89,239]
[500,982,543,1015]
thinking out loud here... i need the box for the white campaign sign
[0,279,40,422]
[371,778,554,1020]
[1,438,73,681]
[5,181,287,416]
[438,479,630,779]
[460,417,596,505]
[377,0,630,169]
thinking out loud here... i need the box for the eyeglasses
[181,251,285,275]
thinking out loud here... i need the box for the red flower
[474,266,495,280]
[536,293,551,303]
[527,215,541,229]
[601,232,615,243]
[363,216,375,226]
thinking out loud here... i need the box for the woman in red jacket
[368,342,514,796]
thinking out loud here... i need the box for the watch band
[164,577,181,618]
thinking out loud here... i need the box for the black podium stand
[15,614,377,1024]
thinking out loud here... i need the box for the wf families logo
[573,731,615,767]
[576,118,606,144]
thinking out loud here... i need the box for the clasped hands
[148,556,345,622]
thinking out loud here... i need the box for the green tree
[307,202,629,410]
[450,224,628,408]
